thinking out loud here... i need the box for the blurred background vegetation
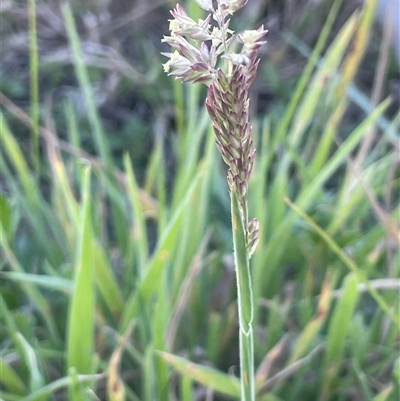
[0,0,399,400]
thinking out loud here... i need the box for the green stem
[231,190,255,401]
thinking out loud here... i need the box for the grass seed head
[162,0,265,247]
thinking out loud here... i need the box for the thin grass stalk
[231,190,255,400]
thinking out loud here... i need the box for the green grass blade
[352,360,374,401]
[16,333,45,396]
[0,294,26,363]
[64,99,84,185]
[393,357,400,394]
[173,80,185,137]
[93,241,123,316]
[372,385,394,401]
[0,114,38,204]
[1,272,73,294]
[19,373,104,401]
[325,273,358,366]
[66,167,95,375]
[0,391,25,401]
[0,226,58,339]
[320,273,359,400]
[28,0,39,172]
[180,375,194,401]
[0,358,26,395]
[0,193,12,243]
[61,3,111,169]
[158,351,241,398]
[124,153,149,274]
[153,286,171,400]
[68,367,92,401]
[143,346,156,401]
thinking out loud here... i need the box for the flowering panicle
[162,0,266,256]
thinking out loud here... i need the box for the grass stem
[231,190,255,401]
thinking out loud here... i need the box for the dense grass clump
[0,0,399,400]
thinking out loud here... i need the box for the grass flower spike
[163,1,266,399]
[162,0,266,252]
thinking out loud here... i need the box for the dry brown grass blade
[360,174,400,242]
[336,0,377,99]
[255,334,290,385]
[257,343,325,394]
[346,151,400,243]
[328,278,400,298]
[107,322,134,401]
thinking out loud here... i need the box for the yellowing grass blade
[288,271,335,364]
[107,323,133,401]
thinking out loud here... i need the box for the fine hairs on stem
[162,1,265,399]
